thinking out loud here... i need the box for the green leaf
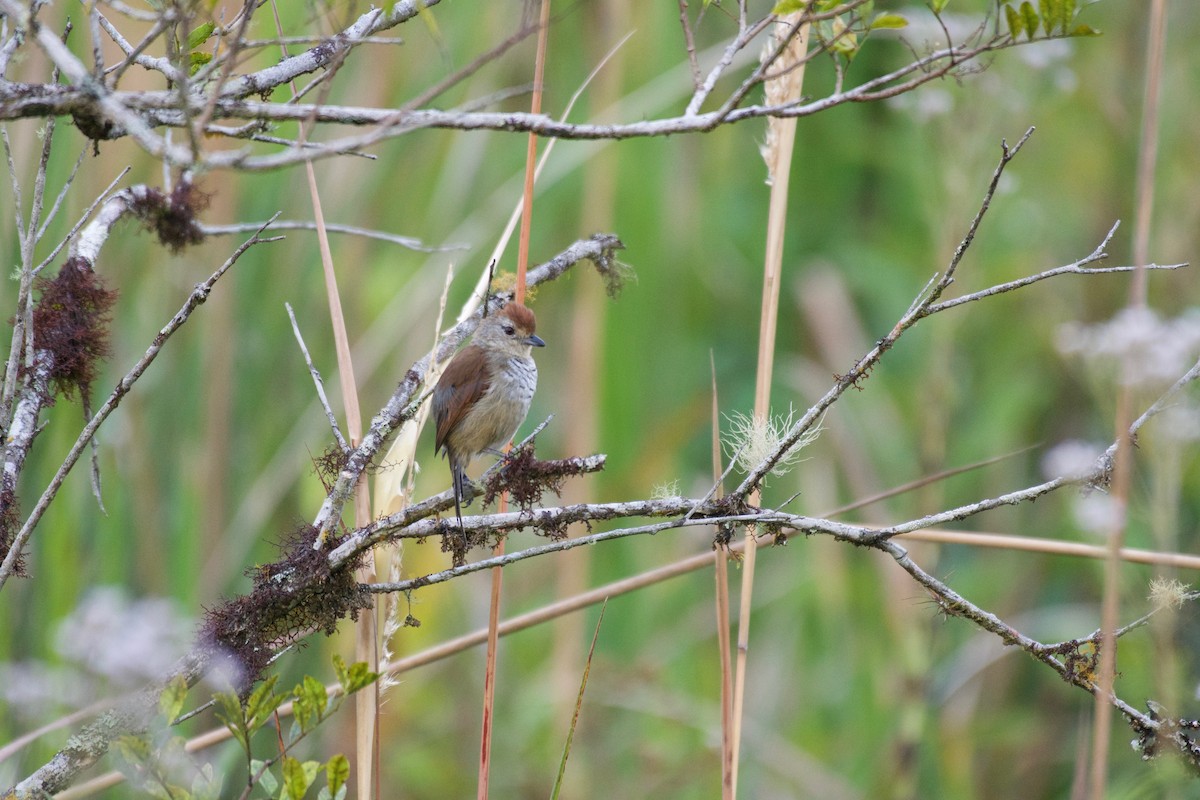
[332,653,349,688]
[1070,23,1101,37]
[1062,0,1077,30]
[185,21,215,51]
[772,0,809,13]
[828,17,859,58]
[115,734,153,764]
[1004,4,1023,39]
[930,0,949,13]
[1038,0,1055,32]
[342,662,380,695]
[191,763,222,800]
[292,675,328,734]
[870,13,908,30]
[304,674,330,717]
[1019,1,1039,39]
[188,52,212,76]
[159,674,188,723]
[326,754,350,795]
[293,693,316,735]
[282,756,313,800]
[214,691,248,750]
[246,675,284,732]
[254,760,278,796]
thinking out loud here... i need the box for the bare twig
[285,303,349,453]
[0,11,1052,173]
[0,217,283,590]
[199,220,450,251]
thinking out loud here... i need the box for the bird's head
[476,302,546,357]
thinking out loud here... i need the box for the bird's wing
[432,345,491,456]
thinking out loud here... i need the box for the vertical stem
[713,351,734,800]
[730,17,809,797]
[269,3,376,795]
[480,3,552,798]
[1127,0,1166,308]
[1089,1,1165,795]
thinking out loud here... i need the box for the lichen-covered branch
[0,1,1089,172]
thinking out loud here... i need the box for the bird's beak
[527,334,546,348]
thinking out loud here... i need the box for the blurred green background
[2,1,1200,797]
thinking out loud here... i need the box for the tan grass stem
[1090,2,1167,794]
[732,13,810,796]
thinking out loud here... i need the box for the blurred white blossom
[888,86,954,122]
[1073,493,1122,538]
[1041,440,1105,481]
[0,662,90,720]
[53,586,193,687]
[1056,307,1200,388]
[1156,403,1200,443]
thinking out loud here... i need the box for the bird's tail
[450,457,468,529]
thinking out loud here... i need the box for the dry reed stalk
[1089,1,1167,794]
[266,3,378,795]
[712,352,734,799]
[480,2,552,797]
[732,13,810,796]
[548,0,629,728]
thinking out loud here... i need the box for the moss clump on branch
[200,525,369,688]
[28,256,118,401]
[127,181,210,252]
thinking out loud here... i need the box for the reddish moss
[199,525,368,687]
[481,441,586,512]
[128,181,210,252]
[312,444,350,493]
[29,257,118,401]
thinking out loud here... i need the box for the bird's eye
[502,324,515,336]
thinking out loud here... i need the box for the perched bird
[432,302,545,524]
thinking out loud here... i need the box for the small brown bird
[433,302,545,524]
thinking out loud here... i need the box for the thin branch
[924,127,1037,306]
[285,303,349,453]
[931,259,1187,315]
[727,130,1081,498]
[199,219,454,252]
[677,0,702,92]
[0,218,283,590]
